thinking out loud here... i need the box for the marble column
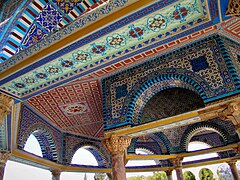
[166,169,173,180]
[51,170,61,180]
[102,135,131,180]
[0,151,11,180]
[228,160,240,180]
[172,158,183,180]
[0,93,14,125]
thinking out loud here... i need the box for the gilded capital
[102,135,131,155]
[172,157,183,168]
[218,100,240,126]
[226,0,240,17]
[233,143,240,154]
[0,93,14,125]
[0,151,11,165]
[165,169,173,176]
[227,159,237,166]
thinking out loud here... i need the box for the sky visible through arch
[3,135,238,180]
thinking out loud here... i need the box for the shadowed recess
[140,88,205,124]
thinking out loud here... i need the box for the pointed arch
[24,134,42,157]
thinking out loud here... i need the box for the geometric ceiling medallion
[60,102,90,116]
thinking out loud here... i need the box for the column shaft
[166,170,173,180]
[51,170,61,180]
[0,164,6,180]
[172,158,183,180]
[175,168,184,180]
[112,153,126,180]
[228,161,240,180]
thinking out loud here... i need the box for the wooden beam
[11,148,240,173]
[105,97,240,138]
[105,111,200,138]
[126,154,177,160]
[178,144,238,158]
[126,143,239,160]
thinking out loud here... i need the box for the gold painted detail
[171,158,183,169]
[51,170,61,180]
[165,169,173,176]
[226,0,240,17]
[227,159,237,166]
[126,154,177,160]
[0,93,14,125]
[0,151,11,165]
[233,143,240,154]
[218,100,240,126]
[102,136,131,155]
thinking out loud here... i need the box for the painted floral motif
[60,102,89,116]
[60,59,74,68]
[147,14,167,32]
[128,25,144,40]
[15,83,25,88]
[72,50,92,63]
[91,43,106,55]
[107,34,126,49]
[2,0,206,95]
[36,4,63,32]
[52,0,81,14]
[172,4,189,22]
[22,24,48,48]
[45,66,63,74]
[35,72,48,79]
[24,77,36,84]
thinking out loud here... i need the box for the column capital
[51,169,61,180]
[233,143,240,154]
[218,100,240,126]
[0,151,11,165]
[51,170,61,175]
[172,157,183,169]
[226,0,240,17]
[227,159,237,166]
[165,169,173,176]
[0,93,14,125]
[102,135,131,155]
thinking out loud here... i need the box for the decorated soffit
[0,0,109,61]
[27,78,104,137]
[0,0,214,99]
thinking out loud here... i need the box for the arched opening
[71,146,98,166]
[126,148,157,178]
[182,142,219,179]
[24,134,42,157]
[62,146,100,180]
[140,88,205,124]
[183,141,218,163]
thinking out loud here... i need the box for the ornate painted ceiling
[0,0,239,138]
